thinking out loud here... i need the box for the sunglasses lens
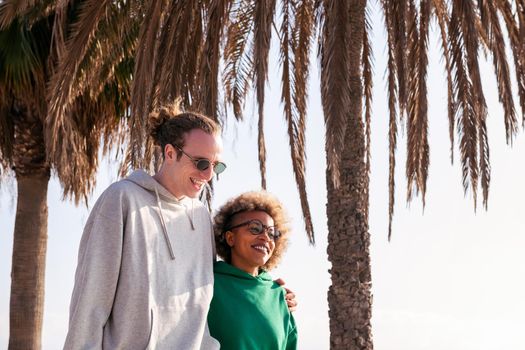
[196,159,211,171]
[214,162,226,174]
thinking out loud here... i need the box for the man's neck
[153,171,186,201]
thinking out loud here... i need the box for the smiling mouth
[190,177,205,187]
[252,244,269,254]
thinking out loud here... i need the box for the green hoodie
[208,261,297,350]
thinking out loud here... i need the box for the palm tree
[0,1,134,348]
[50,0,525,349]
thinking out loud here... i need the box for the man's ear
[225,231,235,247]
[164,144,175,161]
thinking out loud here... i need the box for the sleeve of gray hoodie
[63,185,125,349]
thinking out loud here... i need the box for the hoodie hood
[126,169,199,260]
[126,169,194,205]
[213,261,273,282]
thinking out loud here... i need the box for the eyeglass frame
[172,144,227,175]
[225,219,281,241]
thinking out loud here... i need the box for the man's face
[164,128,223,199]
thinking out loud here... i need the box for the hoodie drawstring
[154,187,176,260]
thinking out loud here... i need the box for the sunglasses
[226,219,281,241]
[173,144,227,175]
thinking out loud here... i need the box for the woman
[207,191,297,350]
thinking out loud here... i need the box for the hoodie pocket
[145,308,154,350]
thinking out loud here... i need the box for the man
[63,103,295,349]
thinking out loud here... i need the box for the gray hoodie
[63,170,220,350]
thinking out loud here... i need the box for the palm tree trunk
[9,174,49,350]
[326,118,373,350]
[8,100,50,350]
[325,1,373,349]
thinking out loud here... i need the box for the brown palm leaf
[47,0,112,173]
[279,0,315,242]
[431,0,455,163]
[126,0,166,174]
[252,0,276,189]
[320,0,352,189]
[223,0,255,120]
[406,0,430,205]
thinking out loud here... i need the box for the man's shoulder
[105,177,143,195]
[92,178,146,208]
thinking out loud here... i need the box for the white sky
[1,4,525,349]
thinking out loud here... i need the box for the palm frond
[431,0,455,163]
[47,0,111,175]
[0,16,48,93]
[279,0,315,243]
[198,0,232,121]
[251,0,276,189]
[156,0,204,107]
[450,0,479,206]
[223,0,255,120]
[406,0,430,205]
[381,0,399,240]
[496,0,525,127]
[483,1,517,143]
[0,0,54,29]
[74,1,137,103]
[320,0,352,188]
[393,0,407,116]
[125,0,166,175]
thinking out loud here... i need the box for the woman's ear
[225,231,235,247]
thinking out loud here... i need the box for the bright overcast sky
[2,3,525,349]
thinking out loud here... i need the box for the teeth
[253,245,269,254]
[191,177,204,186]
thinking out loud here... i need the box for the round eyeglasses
[173,144,227,174]
[226,219,281,241]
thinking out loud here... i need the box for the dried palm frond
[497,0,525,126]
[482,1,517,143]
[126,0,166,174]
[74,1,137,102]
[223,0,255,120]
[450,0,480,207]
[198,0,232,122]
[0,0,55,29]
[462,0,490,207]
[252,0,276,189]
[431,0,455,163]
[320,0,352,189]
[406,0,430,205]
[393,0,407,117]
[47,0,112,175]
[381,0,399,240]
[155,0,204,107]
[279,0,315,242]
[58,88,129,204]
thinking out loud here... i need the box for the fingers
[274,278,298,312]
[274,278,285,286]
[285,293,298,312]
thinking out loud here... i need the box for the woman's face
[225,210,276,276]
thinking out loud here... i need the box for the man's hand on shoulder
[274,278,297,312]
